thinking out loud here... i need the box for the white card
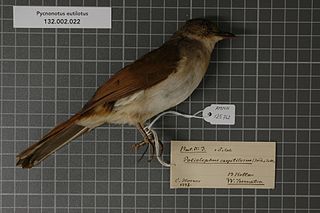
[203,104,235,125]
[170,141,276,189]
[13,6,111,28]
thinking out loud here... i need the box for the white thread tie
[145,110,204,167]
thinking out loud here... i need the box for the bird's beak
[216,32,236,39]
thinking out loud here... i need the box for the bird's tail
[16,114,89,169]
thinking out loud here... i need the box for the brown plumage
[16,18,235,168]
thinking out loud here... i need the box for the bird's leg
[132,123,156,161]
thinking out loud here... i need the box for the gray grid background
[1,0,320,212]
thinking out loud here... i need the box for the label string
[145,110,204,167]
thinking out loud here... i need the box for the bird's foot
[133,124,164,162]
[132,140,165,162]
[132,140,148,150]
[132,136,156,162]
[133,132,166,162]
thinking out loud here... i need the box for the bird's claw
[132,140,148,149]
[132,138,154,162]
[133,124,164,162]
[132,134,164,162]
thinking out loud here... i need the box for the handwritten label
[170,141,276,189]
[13,6,111,28]
[203,104,235,125]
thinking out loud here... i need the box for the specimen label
[170,141,276,189]
[203,104,235,125]
[13,6,111,28]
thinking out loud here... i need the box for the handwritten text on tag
[203,104,235,125]
[170,141,276,189]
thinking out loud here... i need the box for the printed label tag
[203,104,235,125]
[170,141,276,189]
[13,6,111,28]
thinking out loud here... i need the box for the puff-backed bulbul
[16,18,235,168]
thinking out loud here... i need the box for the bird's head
[177,18,235,47]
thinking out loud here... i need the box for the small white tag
[13,6,111,28]
[170,141,276,189]
[203,104,235,125]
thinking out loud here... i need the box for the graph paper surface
[1,0,320,212]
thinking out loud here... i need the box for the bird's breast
[106,52,211,125]
[145,54,210,108]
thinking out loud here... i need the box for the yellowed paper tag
[170,141,276,189]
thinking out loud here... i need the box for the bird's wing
[81,39,182,114]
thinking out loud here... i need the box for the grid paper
[1,0,320,212]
